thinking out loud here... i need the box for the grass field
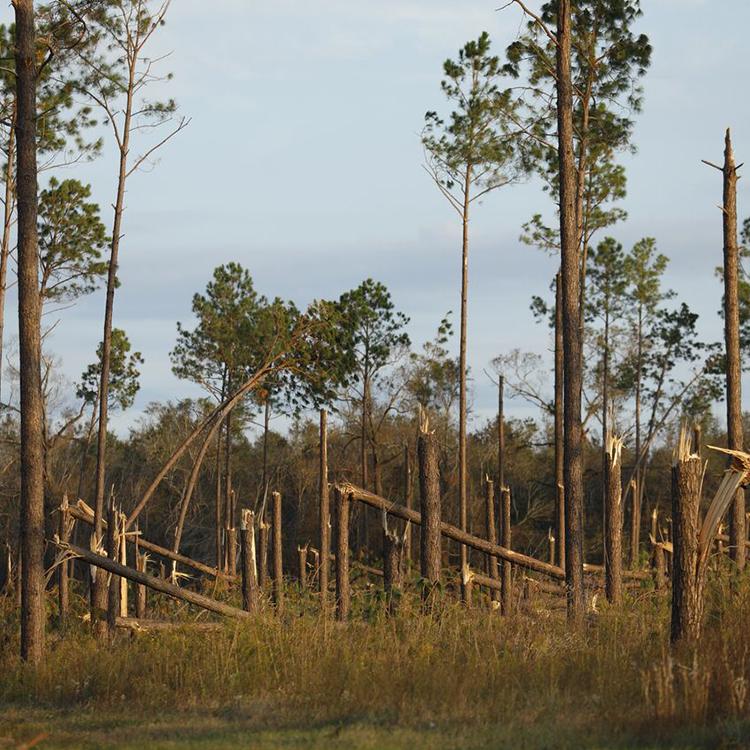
[2,574,750,749]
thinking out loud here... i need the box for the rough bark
[240,509,259,614]
[418,426,441,591]
[484,477,500,603]
[225,527,237,577]
[319,409,329,603]
[670,453,705,645]
[556,0,585,628]
[135,547,147,620]
[58,495,71,626]
[334,488,351,621]
[604,437,623,604]
[15,0,45,663]
[272,491,283,611]
[554,271,565,571]
[501,486,513,615]
[720,130,745,570]
[106,496,121,638]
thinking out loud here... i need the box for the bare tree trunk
[484,477,500,604]
[92,49,137,625]
[58,495,70,626]
[555,272,565,570]
[458,165,472,603]
[0,106,15,403]
[272,491,283,612]
[298,545,308,589]
[403,444,413,565]
[135,550,147,619]
[15,0,45,663]
[224,398,233,531]
[604,437,623,605]
[240,509,259,614]
[670,450,705,644]
[334,487,350,621]
[258,519,269,590]
[106,495,120,639]
[720,130,745,571]
[383,529,404,615]
[556,0,585,627]
[629,477,640,568]
[319,409,329,604]
[225,527,237,577]
[418,422,441,594]
[215,434,223,570]
[497,376,505,489]
[501,486,513,615]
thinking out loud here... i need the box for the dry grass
[1,569,750,747]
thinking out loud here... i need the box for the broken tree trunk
[272,491,283,612]
[106,496,121,638]
[57,540,251,619]
[135,548,147,619]
[334,487,351,621]
[58,495,71,626]
[319,409,330,605]
[240,509,259,614]
[383,524,404,615]
[501,486,512,615]
[484,477,500,604]
[226,527,237,578]
[298,545,308,589]
[604,436,624,605]
[418,418,441,596]
[258,518,269,590]
[671,433,705,645]
[404,444,413,565]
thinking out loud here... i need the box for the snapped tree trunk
[15,0,45,663]
[404,444,413,565]
[319,409,330,604]
[58,495,71,626]
[334,487,351,621]
[720,129,745,571]
[418,421,441,595]
[670,446,705,645]
[604,436,623,605]
[240,509,259,614]
[501,486,513,615]
[272,491,283,612]
[556,0,585,626]
[383,528,404,615]
[484,477,500,603]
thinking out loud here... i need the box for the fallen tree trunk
[116,617,224,632]
[56,540,251,620]
[69,503,236,582]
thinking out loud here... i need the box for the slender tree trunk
[497,376,505,490]
[485,477,500,604]
[630,477,640,568]
[258,519,269,590]
[556,0,585,626]
[403,444,413,565]
[670,450,704,645]
[634,305,643,564]
[92,51,136,623]
[0,106,16,403]
[604,437,623,605]
[555,272,565,570]
[272,491,283,612]
[383,530,404,615]
[501,486,512,615]
[223,405,233,531]
[721,129,745,571]
[58,495,70,626]
[15,0,45,663]
[334,487,350,621]
[319,409,329,604]
[458,164,472,602]
[418,423,441,593]
[215,432,223,570]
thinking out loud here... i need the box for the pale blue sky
[3,0,750,437]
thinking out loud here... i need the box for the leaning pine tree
[422,32,524,600]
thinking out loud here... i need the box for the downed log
[116,617,224,632]
[339,482,565,580]
[69,503,236,582]
[56,540,251,620]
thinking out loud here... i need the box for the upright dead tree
[272,491,283,612]
[319,409,329,604]
[604,436,624,604]
[501,486,512,615]
[334,487,351,621]
[418,416,441,597]
[484,477,500,604]
[240,509,259,614]
[403,444,413,564]
[671,432,704,645]
[382,515,404,615]
[79,0,188,621]
[14,0,45,663]
[704,130,745,571]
